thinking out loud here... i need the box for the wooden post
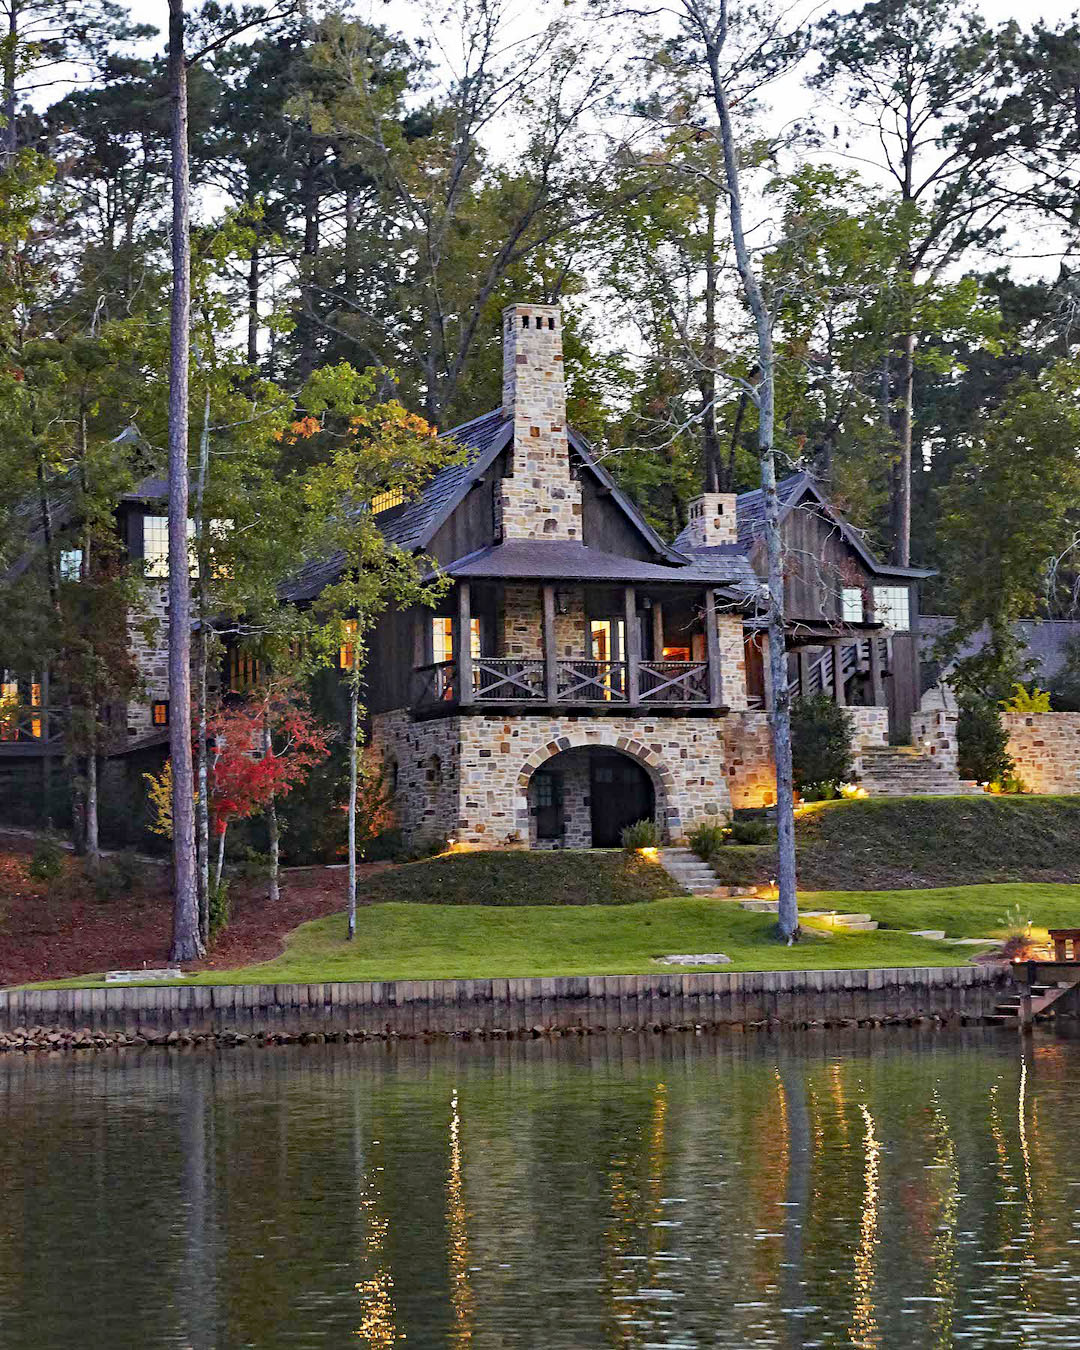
[624,585,640,705]
[457,582,473,705]
[761,632,773,708]
[831,640,846,706]
[651,602,664,661]
[869,636,885,707]
[797,648,812,701]
[542,584,558,704]
[704,587,724,707]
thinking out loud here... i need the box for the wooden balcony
[412,656,721,717]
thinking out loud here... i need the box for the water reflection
[3,1028,1080,1348]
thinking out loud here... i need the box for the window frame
[872,585,911,632]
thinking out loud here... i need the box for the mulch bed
[0,833,387,986]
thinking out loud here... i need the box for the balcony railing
[413,657,715,711]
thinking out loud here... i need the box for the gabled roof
[675,471,934,580]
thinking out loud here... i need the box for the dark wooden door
[589,753,654,847]
[533,770,563,841]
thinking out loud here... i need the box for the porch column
[704,587,725,707]
[797,648,812,701]
[869,635,885,706]
[831,640,846,706]
[651,602,664,660]
[457,582,473,705]
[542,584,558,703]
[761,632,774,709]
[624,585,640,705]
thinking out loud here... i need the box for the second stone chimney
[497,302,581,540]
[684,493,739,547]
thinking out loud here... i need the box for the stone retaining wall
[1002,712,1080,795]
[0,966,1012,1045]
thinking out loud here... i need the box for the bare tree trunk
[194,383,211,947]
[264,719,280,903]
[85,710,99,865]
[246,240,260,367]
[347,665,359,940]
[893,331,915,567]
[168,0,203,962]
[215,826,226,892]
[2,1,17,161]
[701,193,721,491]
[704,21,798,941]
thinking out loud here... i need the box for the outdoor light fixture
[555,588,570,615]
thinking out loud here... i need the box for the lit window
[30,681,41,739]
[431,617,481,663]
[371,486,406,514]
[842,588,864,623]
[152,701,169,727]
[143,516,170,577]
[60,549,83,581]
[0,679,17,741]
[661,645,691,662]
[339,619,358,670]
[873,586,910,631]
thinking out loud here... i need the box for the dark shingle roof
[443,539,760,588]
[281,410,511,603]
[920,617,1080,680]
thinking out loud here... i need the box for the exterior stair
[993,980,1080,1022]
[659,848,757,897]
[742,901,878,931]
[856,744,982,797]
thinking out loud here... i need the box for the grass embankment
[709,795,1080,891]
[37,898,979,987]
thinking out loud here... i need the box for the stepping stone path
[657,849,757,898]
[656,953,732,966]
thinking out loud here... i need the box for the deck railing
[414,657,714,710]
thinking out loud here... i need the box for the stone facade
[683,493,738,547]
[372,710,735,847]
[1002,712,1080,794]
[910,709,960,776]
[849,707,891,775]
[724,711,776,809]
[126,581,170,739]
[497,303,583,541]
[716,613,748,710]
[502,584,586,659]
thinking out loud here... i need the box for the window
[152,701,169,727]
[431,617,481,664]
[143,516,170,577]
[371,486,405,514]
[842,588,864,623]
[60,549,83,582]
[339,619,358,670]
[0,678,17,741]
[873,586,910,632]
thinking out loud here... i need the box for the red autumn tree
[206,683,328,895]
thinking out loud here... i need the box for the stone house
[294,301,963,849]
[1,300,975,838]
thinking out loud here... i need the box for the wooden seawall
[0,966,1013,1042]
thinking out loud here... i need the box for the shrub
[728,819,776,846]
[1002,683,1052,714]
[999,902,1037,961]
[800,781,840,803]
[957,699,1013,784]
[89,859,127,901]
[790,696,854,793]
[620,818,659,851]
[209,879,231,936]
[687,818,729,860]
[28,837,65,881]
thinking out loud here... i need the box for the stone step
[908,929,947,941]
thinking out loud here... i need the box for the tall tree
[811,0,1012,565]
[167,0,201,961]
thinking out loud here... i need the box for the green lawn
[837,881,1080,942]
[32,894,1007,988]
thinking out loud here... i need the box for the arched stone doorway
[518,738,669,848]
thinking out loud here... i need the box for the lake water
[2,1027,1079,1348]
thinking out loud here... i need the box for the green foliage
[790,696,855,793]
[728,819,776,846]
[28,837,65,882]
[209,879,231,937]
[957,700,1013,785]
[687,818,730,860]
[1002,683,1052,713]
[621,818,660,851]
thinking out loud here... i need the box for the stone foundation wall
[724,711,776,809]
[371,710,734,847]
[1002,712,1080,794]
[716,613,748,710]
[850,706,891,777]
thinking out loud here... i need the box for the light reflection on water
[2,1026,1080,1347]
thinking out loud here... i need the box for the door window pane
[872,586,910,631]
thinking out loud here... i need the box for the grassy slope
[710,796,1080,890]
[39,899,975,986]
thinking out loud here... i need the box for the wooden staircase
[993,980,1080,1024]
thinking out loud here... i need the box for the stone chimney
[497,302,581,540]
[684,493,738,547]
